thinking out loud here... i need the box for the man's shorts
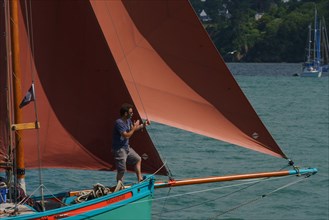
[113,147,141,173]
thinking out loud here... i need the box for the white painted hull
[300,69,322,77]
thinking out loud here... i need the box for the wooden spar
[12,122,40,131]
[10,0,26,192]
[154,168,317,189]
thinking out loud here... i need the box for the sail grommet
[252,132,259,139]
[142,153,149,160]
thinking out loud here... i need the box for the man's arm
[121,120,140,139]
[121,119,151,138]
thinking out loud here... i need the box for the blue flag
[19,85,35,108]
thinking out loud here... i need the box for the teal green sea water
[4,63,329,220]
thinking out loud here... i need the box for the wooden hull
[1,179,154,220]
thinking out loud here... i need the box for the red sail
[91,0,287,159]
[0,0,168,175]
[0,4,10,166]
[1,0,286,175]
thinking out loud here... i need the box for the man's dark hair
[120,103,133,116]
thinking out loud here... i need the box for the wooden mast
[10,0,26,192]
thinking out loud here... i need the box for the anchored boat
[301,7,327,77]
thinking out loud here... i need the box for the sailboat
[301,8,322,77]
[320,17,329,73]
[0,0,317,219]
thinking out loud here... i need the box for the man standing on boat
[112,103,150,183]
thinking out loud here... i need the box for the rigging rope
[150,174,311,218]
[157,187,172,220]
[141,175,292,207]
[104,3,173,178]
[3,183,68,213]
[207,174,311,220]
[140,160,168,183]
[23,0,45,211]
[153,177,268,216]
[104,3,148,119]
[4,0,15,201]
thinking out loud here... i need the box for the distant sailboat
[320,17,329,73]
[301,8,322,77]
[0,1,317,219]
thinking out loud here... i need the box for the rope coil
[75,183,112,204]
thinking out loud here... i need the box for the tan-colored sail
[1,0,286,177]
[91,0,286,158]
[0,0,10,168]
[0,0,168,175]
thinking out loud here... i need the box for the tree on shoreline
[190,0,329,62]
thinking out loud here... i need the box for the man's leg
[116,171,125,182]
[127,147,143,182]
[134,160,143,182]
[114,148,127,183]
